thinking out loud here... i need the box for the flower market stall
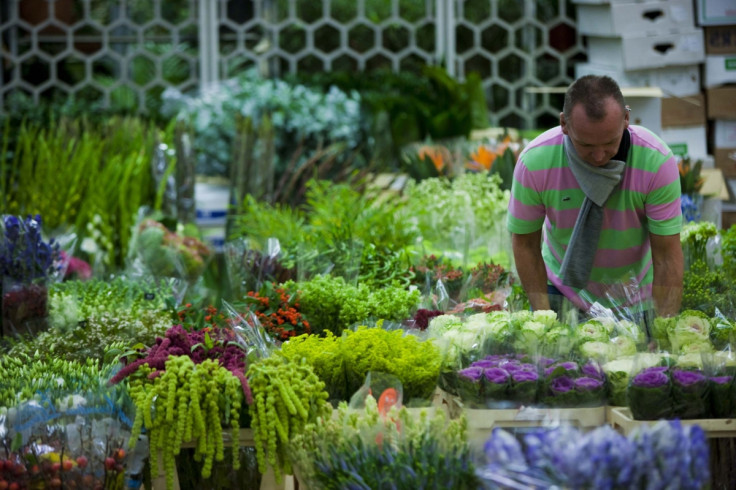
[2,71,736,490]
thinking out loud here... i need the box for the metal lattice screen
[0,0,584,129]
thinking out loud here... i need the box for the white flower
[532,310,558,328]
[579,341,612,361]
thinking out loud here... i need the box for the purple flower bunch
[457,354,539,408]
[479,420,710,490]
[629,366,711,420]
[540,359,606,408]
[0,215,60,283]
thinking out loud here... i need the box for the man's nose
[591,148,606,163]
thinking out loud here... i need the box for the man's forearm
[651,235,684,317]
[512,232,550,311]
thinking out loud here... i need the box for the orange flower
[468,144,496,171]
[418,145,446,172]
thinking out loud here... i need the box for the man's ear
[624,106,630,129]
[560,112,569,135]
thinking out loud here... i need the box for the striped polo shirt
[507,125,682,311]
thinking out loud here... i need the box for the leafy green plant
[233,179,417,281]
[285,275,421,336]
[1,117,167,270]
[402,172,510,267]
[161,69,364,178]
[290,396,476,490]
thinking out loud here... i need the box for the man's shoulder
[628,125,672,157]
[520,127,565,168]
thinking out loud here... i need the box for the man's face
[560,98,629,167]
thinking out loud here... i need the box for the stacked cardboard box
[696,0,736,226]
[574,0,706,138]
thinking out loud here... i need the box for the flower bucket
[1,276,49,337]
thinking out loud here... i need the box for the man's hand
[650,232,683,317]
[511,231,550,311]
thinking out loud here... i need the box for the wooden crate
[150,428,296,490]
[608,407,736,438]
[463,406,607,443]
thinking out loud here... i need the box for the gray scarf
[559,135,626,289]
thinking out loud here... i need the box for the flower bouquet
[628,365,674,420]
[539,359,606,408]
[0,215,61,337]
[456,354,539,408]
[127,218,212,282]
[478,420,709,489]
[289,395,477,489]
[0,398,140,490]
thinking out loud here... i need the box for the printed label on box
[726,58,736,70]
[669,143,689,156]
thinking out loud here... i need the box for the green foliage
[0,352,127,409]
[0,117,164,269]
[162,69,364,177]
[280,332,347,403]
[233,179,417,281]
[342,326,441,403]
[295,65,489,151]
[681,259,735,316]
[402,172,510,267]
[721,225,736,279]
[290,396,476,490]
[288,275,421,336]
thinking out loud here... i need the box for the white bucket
[195,182,229,250]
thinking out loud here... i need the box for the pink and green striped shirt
[507,125,682,311]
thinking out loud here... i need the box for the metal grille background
[0,0,584,129]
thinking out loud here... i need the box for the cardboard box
[696,0,736,26]
[706,86,736,119]
[714,119,736,148]
[660,125,708,158]
[715,148,736,177]
[626,93,662,135]
[705,25,736,54]
[587,30,704,70]
[661,94,706,127]
[578,1,696,37]
[704,54,736,86]
[574,63,701,97]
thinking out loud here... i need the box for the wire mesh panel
[0,0,200,116]
[0,0,584,129]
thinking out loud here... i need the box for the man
[507,75,683,319]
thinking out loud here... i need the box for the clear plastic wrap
[125,210,213,284]
[0,384,141,490]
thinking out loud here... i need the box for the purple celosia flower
[512,370,538,383]
[574,377,604,392]
[581,362,604,380]
[550,376,574,393]
[458,366,484,383]
[484,367,511,385]
[710,376,732,385]
[632,367,669,388]
[671,369,706,387]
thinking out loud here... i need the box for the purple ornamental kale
[484,367,511,385]
[581,362,605,380]
[632,367,670,389]
[458,366,484,383]
[671,369,706,387]
[574,377,604,392]
[549,376,574,393]
[544,361,579,377]
[511,370,539,383]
